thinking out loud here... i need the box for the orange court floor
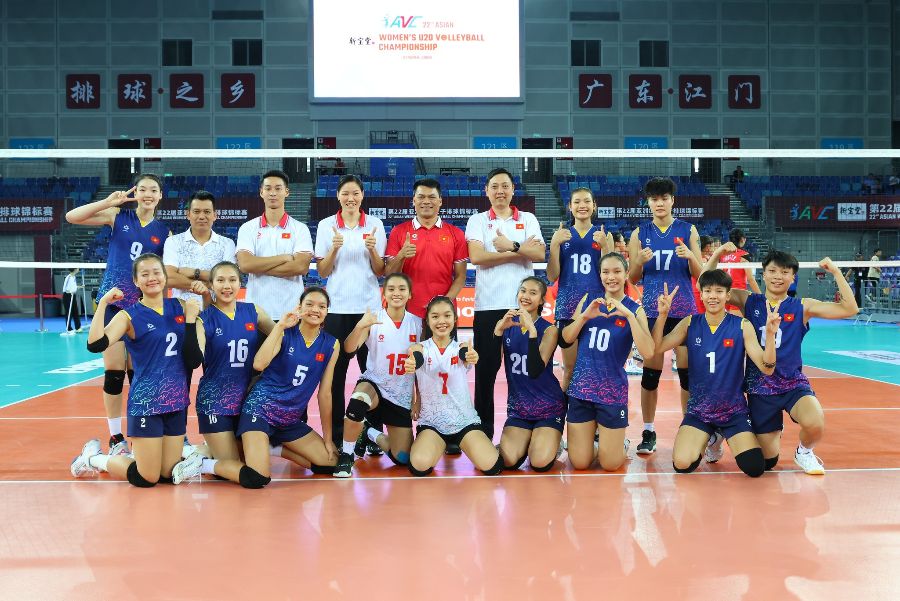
[1,346,899,600]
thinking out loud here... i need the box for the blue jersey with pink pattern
[197,302,260,416]
[503,317,565,420]
[686,313,748,423]
[123,298,190,416]
[567,296,640,405]
[242,327,336,427]
[98,210,169,309]
[555,225,605,320]
[638,219,696,318]
[743,294,811,395]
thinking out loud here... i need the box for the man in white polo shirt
[163,191,236,304]
[236,169,314,320]
[466,167,545,438]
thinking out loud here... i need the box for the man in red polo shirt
[385,178,468,317]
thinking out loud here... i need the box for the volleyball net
[0,148,898,326]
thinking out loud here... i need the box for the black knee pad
[531,459,555,473]
[481,455,505,476]
[126,461,157,488]
[765,455,779,471]
[238,465,271,489]
[386,450,408,466]
[505,455,527,471]
[408,463,434,477]
[736,448,766,478]
[127,369,135,385]
[103,370,126,395]
[310,464,333,475]
[641,368,663,391]
[345,397,370,422]
[677,368,690,391]
[158,475,174,485]
[673,455,702,474]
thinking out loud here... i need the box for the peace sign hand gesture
[656,283,679,316]
[104,186,136,208]
[765,301,782,337]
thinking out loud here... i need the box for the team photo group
[65,166,859,489]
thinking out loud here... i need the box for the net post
[36,293,48,333]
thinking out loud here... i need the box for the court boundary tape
[0,374,104,411]
[804,364,900,388]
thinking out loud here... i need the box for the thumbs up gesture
[550,222,571,248]
[460,340,479,366]
[494,229,515,252]
[331,226,344,251]
[399,232,417,259]
[364,228,377,251]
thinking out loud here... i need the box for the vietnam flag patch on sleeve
[150,236,161,245]
[784,314,795,322]
[174,315,185,324]
[282,232,291,239]
[723,338,734,348]
[315,353,325,362]
[615,318,626,327]
[451,356,459,365]
[674,236,683,244]
[245,322,256,331]
[516,223,525,230]
[409,334,417,342]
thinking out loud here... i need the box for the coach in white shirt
[314,174,387,443]
[466,167,545,438]
[236,169,313,320]
[163,191,236,304]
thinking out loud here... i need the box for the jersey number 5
[292,364,309,387]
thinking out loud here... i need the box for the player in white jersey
[403,297,503,476]
[334,273,422,477]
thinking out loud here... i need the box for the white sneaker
[75,327,84,333]
[108,439,129,456]
[71,439,102,477]
[172,453,204,484]
[625,359,643,375]
[60,331,75,337]
[631,344,643,363]
[671,355,679,372]
[556,438,566,460]
[793,448,825,475]
[705,432,725,463]
[623,438,631,455]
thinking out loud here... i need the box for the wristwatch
[512,241,521,253]
[193,268,201,280]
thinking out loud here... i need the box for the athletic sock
[643,423,655,433]
[367,427,382,443]
[797,443,814,455]
[200,458,217,475]
[89,454,110,472]
[342,440,356,455]
[107,418,122,437]
[269,444,283,457]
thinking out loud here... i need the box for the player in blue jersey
[70,254,205,487]
[65,174,187,455]
[333,273,422,477]
[703,248,858,475]
[652,270,778,478]
[494,276,566,471]
[225,286,340,487]
[402,296,503,476]
[627,177,703,454]
[561,253,655,471]
[546,187,611,390]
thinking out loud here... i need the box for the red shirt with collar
[386,217,468,317]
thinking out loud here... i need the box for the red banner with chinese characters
[0,199,62,231]
[772,196,900,228]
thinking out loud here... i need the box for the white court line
[1,465,899,485]
[804,364,900,388]
[0,374,103,412]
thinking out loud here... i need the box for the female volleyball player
[70,254,204,487]
[652,270,778,478]
[226,287,339,487]
[703,248,859,475]
[168,261,277,485]
[65,174,178,456]
[403,296,503,477]
[495,276,566,472]
[314,174,388,450]
[561,253,655,471]
[546,187,611,390]
[333,273,422,478]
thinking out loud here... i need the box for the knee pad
[673,455,702,474]
[345,393,372,422]
[505,455,527,471]
[481,455,505,476]
[677,368,690,391]
[238,465,271,489]
[408,463,434,477]
[641,368,663,391]
[736,448,766,478]
[126,461,157,488]
[127,369,135,385]
[158,475,174,485]
[103,370,126,395]
[387,450,409,466]
[531,459,555,473]
[310,464,334,475]
[765,455,779,471]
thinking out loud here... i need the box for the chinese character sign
[170,74,204,109]
[66,74,101,109]
[117,74,152,109]
[221,73,255,108]
[578,74,613,109]
[678,74,712,109]
[628,74,662,109]
[728,75,761,109]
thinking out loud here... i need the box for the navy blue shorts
[416,423,482,447]
[198,412,240,435]
[104,303,123,327]
[747,387,816,434]
[504,414,565,433]
[127,408,188,438]
[566,396,628,430]
[647,316,682,338]
[236,413,314,445]
[681,410,753,440]
[357,378,412,428]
